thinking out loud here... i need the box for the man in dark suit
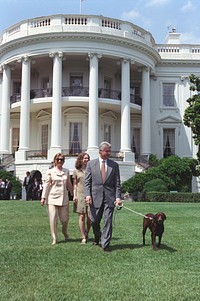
[84,141,122,252]
[23,171,33,200]
[4,179,13,200]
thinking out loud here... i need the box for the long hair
[75,152,90,170]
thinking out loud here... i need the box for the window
[70,76,83,87]
[12,128,19,153]
[163,129,175,157]
[104,124,111,143]
[130,84,141,104]
[41,124,48,154]
[163,83,175,106]
[13,82,21,94]
[104,78,112,98]
[131,128,140,159]
[42,77,49,89]
[69,122,82,154]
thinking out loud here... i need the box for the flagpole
[80,0,83,14]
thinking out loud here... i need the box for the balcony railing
[10,87,142,105]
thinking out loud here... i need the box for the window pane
[163,83,175,106]
[12,128,19,152]
[104,124,111,143]
[163,128,175,157]
[69,122,82,154]
[41,124,48,152]
[131,128,140,158]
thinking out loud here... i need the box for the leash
[116,203,153,220]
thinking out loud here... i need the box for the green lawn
[0,200,199,301]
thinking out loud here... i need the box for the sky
[0,0,200,44]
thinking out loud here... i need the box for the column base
[87,147,99,160]
[119,151,134,162]
[48,148,62,161]
[15,150,27,162]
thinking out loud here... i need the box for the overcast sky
[0,0,199,44]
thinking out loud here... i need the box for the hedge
[131,192,200,203]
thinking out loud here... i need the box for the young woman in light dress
[73,153,90,244]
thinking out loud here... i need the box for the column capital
[142,66,150,72]
[17,55,30,63]
[0,64,7,71]
[49,51,63,58]
[88,53,102,59]
[121,57,132,64]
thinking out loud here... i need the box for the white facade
[0,15,199,189]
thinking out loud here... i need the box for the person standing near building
[4,179,13,200]
[23,171,33,200]
[73,152,91,244]
[0,178,6,199]
[84,141,122,252]
[40,153,73,245]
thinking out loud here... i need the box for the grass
[0,200,199,301]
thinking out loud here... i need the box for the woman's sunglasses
[56,158,64,162]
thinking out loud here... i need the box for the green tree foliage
[0,170,22,199]
[143,178,168,192]
[121,155,199,193]
[183,74,200,161]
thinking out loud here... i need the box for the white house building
[0,14,199,190]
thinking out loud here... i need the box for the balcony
[10,87,142,106]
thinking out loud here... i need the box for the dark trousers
[90,201,114,249]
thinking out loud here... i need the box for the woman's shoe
[51,240,57,246]
[80,238,87,244]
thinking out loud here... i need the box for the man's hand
[114,198,122,207]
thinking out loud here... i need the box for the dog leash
[116,203,153,220]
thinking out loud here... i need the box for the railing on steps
[0,153,15,168]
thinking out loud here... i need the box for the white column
[15,56,31,162]
[121,59,131,152]
[141,67,151,156]
[0,65,11,153]
[48,52,62,159]
[87,53,99,158]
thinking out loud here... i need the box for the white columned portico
[15,56,31,161]
[141,67,151,157]
[48,52,63,160]
[120,59,134,162]
[0,64,11,153]
[87,53,100,159]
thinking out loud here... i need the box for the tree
[183,74,200,162]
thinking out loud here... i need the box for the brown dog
[142,212,166,250]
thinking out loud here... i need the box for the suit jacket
[41,167,72,206]
[84,158,121,208]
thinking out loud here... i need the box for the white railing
[0,14,154,47]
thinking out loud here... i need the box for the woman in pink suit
[40,153,73,245]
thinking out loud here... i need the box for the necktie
[101,160,106,183]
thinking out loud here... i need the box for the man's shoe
[103,247,111,252]
[92,241,100,246]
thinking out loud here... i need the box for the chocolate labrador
[142,212,166,250]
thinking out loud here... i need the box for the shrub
[143,178,169,192]
[0,170,22,199]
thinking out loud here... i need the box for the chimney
[166,28,180,44]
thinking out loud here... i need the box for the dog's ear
[162,213,167,220]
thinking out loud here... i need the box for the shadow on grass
[111,243,144,251]
[158,243,177,253]
[111,242,177,252]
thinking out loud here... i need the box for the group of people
[40,141,122,252]
[0,178,13,200]
[23,171,43,201]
